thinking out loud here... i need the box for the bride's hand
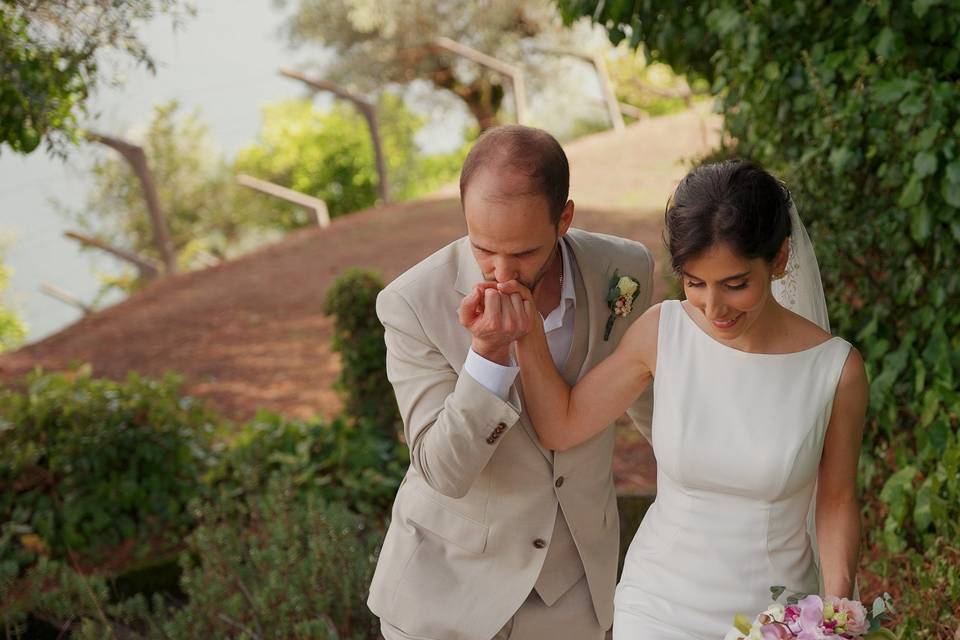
[495,280,542,343]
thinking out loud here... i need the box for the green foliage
[159,475,382,640]
[607,45,708,118]
[863,539,960,639]
[0,1,192,157]
[205,412,406,522]
[0,250,28,351]
[0,368,217,573]
[0,376,404,636]
[565,0,960,631]
[234,94,466,224]
[323,269,400,440]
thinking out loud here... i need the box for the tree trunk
[464,82,504,131]
[431,64,504,132]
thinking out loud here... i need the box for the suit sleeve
[377,287,522,498]
[625,242,656,443]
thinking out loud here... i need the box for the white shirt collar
[542,237,576,332]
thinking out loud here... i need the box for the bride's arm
[816,347,868,598]
[506,282,658,452]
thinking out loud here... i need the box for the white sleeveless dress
[614,300,852,639]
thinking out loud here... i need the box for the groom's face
[463,167,573,292]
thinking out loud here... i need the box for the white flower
[617,276,639,298]
[764,603,786,623]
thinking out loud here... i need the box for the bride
[498,159,867,639]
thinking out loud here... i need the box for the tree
[71,96,467,294]
[0,0,193,157]
[278,0,605,131]
[234,92,467,223]
[68,101,277,293]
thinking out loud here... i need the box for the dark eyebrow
[681,269,751,282]
[472,242,541,256]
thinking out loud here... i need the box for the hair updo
[665,159,793,273]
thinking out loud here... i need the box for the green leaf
[913,479,933,530]
[898,175,924,207]
[912,0,942,18]
[872,79,913,104]
[763,61,781,80]
[874,28,897,59]
[912,151,938,177]
[942,181,960,208]
[909,205,932,242]
[899,94,926,116]
[945,160,960,184]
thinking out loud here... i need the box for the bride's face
[680,242,786,341]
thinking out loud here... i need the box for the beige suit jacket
[367,228,655,640]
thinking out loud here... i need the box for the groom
[367,125,655,640]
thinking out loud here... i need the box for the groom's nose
[492,258,520,283]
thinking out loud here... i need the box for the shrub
[0,368,217,573]
[159,474,383,640]
[324,268,400,441]
[205,411,407,523]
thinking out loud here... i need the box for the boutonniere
[604,271,641,341]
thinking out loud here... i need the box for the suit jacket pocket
[405,488,489,555]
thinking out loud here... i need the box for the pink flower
[824,596,869,635]
[760,623,792,639]
[791,595,829,639]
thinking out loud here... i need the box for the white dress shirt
[463,238,577,400]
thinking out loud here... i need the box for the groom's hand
[458,282,530,366]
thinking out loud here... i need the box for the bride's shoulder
[780,306,833,347]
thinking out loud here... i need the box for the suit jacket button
[533,538,547,549]
[486,436,496,444]
[554,476,564,488]
[495,422,506,432]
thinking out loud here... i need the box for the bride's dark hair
[664,159,792,274]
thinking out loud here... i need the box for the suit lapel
[454,237,483,296]
[564,229,615,380]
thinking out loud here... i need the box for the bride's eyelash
[726,281,749,290]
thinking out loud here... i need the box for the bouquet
[724,587,897,640]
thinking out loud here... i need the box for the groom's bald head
[459,125,570,225]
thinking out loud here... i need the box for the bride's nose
[703,288,727,320]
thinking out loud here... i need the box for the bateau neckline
[676,300,838,357]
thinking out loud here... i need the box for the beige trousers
[380,575,605,640]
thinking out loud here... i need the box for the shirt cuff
[463,347,519,401]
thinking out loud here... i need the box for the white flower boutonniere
[604,271,641,341]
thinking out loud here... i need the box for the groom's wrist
[472,339,511,366]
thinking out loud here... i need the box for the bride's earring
[772,271,788,281]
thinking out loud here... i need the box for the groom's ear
[557,199,575,235]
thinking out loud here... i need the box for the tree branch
[83,131,177,274]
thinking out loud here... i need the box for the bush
[324,268,400,441]
[158,475,382,640]
[0,368,217,573]
[205,411,407,523]
[560,0,960,632]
